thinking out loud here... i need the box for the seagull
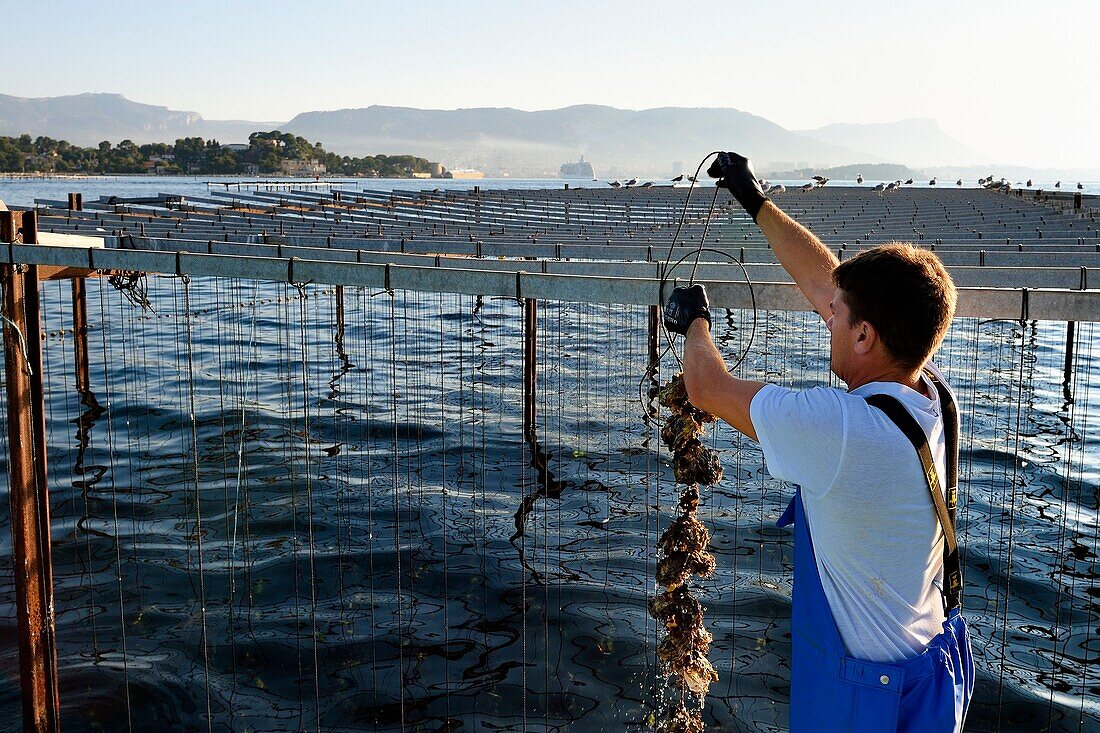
[904,178,914,185]
[873,182,887,192]
[812,175,827,183]
[671,174,684,182]
[640,181,654,187]
[1078,182,1084,190]
[929,177,937,186]
[1026,179,1033,187]
[1055,181,1061,188]
[885,181,898,191]
[686,175,697,183]
[609,180,621,188]
[956,179,963,186]
[770,184,786,194]
[857,174,864,185]
[625,177,638,187]
[801,182,815,191]
[761,182,773,193]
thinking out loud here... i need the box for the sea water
[0,178,1096,732]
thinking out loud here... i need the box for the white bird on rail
[770,184,786,194]
[874,182,887,192]
[801,182,815,192]
[640,181,654,187]
[626,178,638,187]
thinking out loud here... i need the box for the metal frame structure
[2,185,1098,731]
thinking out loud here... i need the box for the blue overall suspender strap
[777,371,974,732]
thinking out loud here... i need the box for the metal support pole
[1063,321,1076,389]
[68,194,91,394]
[522,297,537,440]
[334,285,345,341]
[648,304,659,367]
[1,211,61,733]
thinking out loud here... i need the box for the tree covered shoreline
[0,131,437,177]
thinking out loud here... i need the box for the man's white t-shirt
[749,365,952,663]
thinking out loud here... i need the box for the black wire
[638,150,760,420]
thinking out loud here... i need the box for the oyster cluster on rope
[650,374,722,732]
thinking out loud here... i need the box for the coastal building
[444,168,485,180]
[280,158,327,177]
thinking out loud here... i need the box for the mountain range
[0,92,995,177]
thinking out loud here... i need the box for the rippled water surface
[0,179,1097,732]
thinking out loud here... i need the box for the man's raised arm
[708,152,838,318]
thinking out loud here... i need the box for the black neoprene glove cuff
[729,186,767,221]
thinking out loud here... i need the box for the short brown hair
[832,243,956,370]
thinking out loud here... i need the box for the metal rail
[8,243,1099,321]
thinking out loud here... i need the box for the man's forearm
[756,200,838,317]
[682,319,762,441]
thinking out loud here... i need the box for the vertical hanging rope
[96,270,134,733]
[437,291,453,725]
[181,275,213,732]
[361,286,380,715]
[1078,322,1097,732]
[295,283,322,731]
[388,289,406,732]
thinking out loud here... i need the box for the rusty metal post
[522,298,537,440]
[334,285,345,341]
[648,305,659,368]
[1,210,61,733]
[68,194,90,394]
[1063,321,1076,387]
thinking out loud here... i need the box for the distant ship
[444,168,485,180]
[559,156,595,179]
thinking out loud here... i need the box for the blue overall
[777,491,973,732]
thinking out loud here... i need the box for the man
[662,152,974,732]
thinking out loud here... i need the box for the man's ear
[854,320,876,355]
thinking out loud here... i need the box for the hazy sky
[5,0,1098,169]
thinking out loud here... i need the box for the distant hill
[796,119,987,167]
[0,93,1007,177]
[282,104,871,176]
[0,93,269,146]
[765,163,925,181]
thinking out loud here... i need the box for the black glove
[707,151,768,221]
[663,284,711,335]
